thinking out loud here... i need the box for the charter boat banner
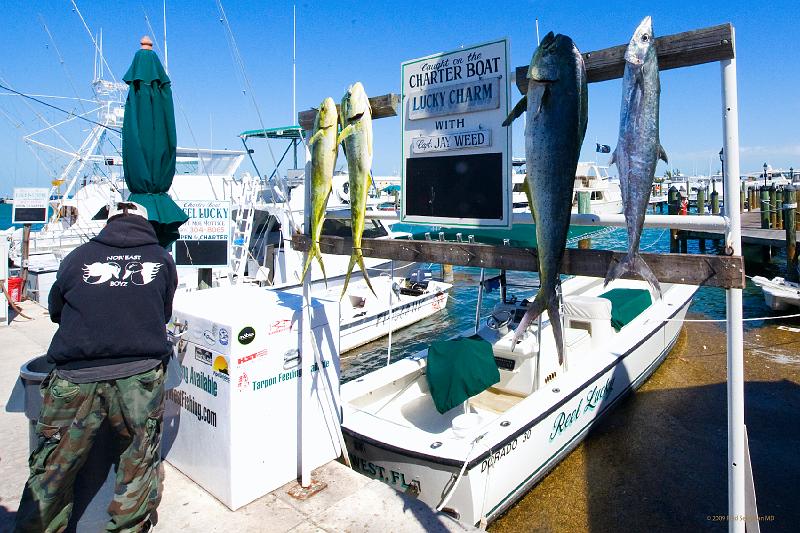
[173,199,231,268]
[401,38,512,228]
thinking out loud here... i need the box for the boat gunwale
[342,285,697,470]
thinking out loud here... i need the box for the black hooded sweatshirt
[46,215,178,370]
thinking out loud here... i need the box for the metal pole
[721,54,745,533]
[387,260,394,366]
[300,138,312,488]
[474,268,485,334]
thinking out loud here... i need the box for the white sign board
[401,38,511,228]
[12,188,49,224]
[173,200,231,268]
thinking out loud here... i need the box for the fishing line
[0,82,122,134]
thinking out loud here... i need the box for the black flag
[596,143,611,153]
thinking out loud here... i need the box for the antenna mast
[535,18,540,45]
[163,0,169,73]
[292,3,297,125]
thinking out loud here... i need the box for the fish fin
[536,84,551,114]
[308,128,325,147]
[336,123,356,145]
[604,253,662,299]
[511,293,547,351]
[548,299,565,366]
[658,144,669,164]
[610,148,617,167]
[502,95,527,127]
[316,252,328,288]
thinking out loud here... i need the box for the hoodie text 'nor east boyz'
[46,215,178,370]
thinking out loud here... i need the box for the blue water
[340,223,787,381]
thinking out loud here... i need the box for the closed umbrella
[122,36,187,247]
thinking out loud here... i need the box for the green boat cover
[426,336,500,414]
[599,288,652,332]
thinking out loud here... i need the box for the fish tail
[340,254,357,301]
[316,250,328,288]
[356,248,376,297]
[300,243,319,284]
[604,253,662,299]
[512,294,547,350]
[548,300,565,366]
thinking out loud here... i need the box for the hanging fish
[502,32,588,364]
[300,97,339,285]
[605,16,667,297]
[337,82,376,298]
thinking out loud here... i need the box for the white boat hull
[342,282,695,525]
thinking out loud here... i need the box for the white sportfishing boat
[340,275,697,525]
[511,160,622,215]
[318,270,451,353]
[751,276,800,311]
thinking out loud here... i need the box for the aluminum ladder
[229,174,258,283]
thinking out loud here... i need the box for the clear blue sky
[1,0,798,196]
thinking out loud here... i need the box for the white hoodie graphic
[82,261,162,286]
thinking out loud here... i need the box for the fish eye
[641,34,649,42]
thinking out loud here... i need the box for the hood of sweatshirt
[92,215,159,248]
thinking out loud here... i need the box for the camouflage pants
[15,364,165,533]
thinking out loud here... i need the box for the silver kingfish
[605,16,667,297]
[300,97,339,285]
[337,82,376,298]
[502,32,588,364]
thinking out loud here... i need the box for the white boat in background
[311,269,451,353]
[510,159,622,215]
[751,276,800,311]
[341,275,697,525]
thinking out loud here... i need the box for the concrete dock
[0,301,476,533]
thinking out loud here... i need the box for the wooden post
[785,185,798,282]
[712,187,721,215]
[668,186,680,253]
[20,224,31,301]
[760,187,771,229]
[776,187,784,230]
[697,186,706,215]
[739,182,746,213]
[578,191,591,249]
[769,185,778,229]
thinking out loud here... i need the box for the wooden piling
[668,186,680,253]
[760,187,771,229]
[770,185,778,229]
[776,187,784,230]
[711,187,720,215]
[697,187,706,215]
[739,183,746,213]
[785,185,798,282]
[578,191,591,249]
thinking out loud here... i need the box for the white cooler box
[163,285,341,510]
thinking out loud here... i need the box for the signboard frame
[400,38,512,229]
[12,188,49,224]
[173,199,231,269]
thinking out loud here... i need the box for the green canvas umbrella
[122,36,187,247]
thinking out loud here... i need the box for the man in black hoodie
[15,202,178,533]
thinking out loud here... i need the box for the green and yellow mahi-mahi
[337,82,376,298]
[300,97,339,285]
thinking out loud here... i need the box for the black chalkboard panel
[405,152,503,219]
[173,240,228,267]
[13,207,48,223]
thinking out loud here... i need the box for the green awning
[383,185,401,193]
[599,288,652,331]
[426,336,500,414]
[122,48,188,247]
[239,126,305,140]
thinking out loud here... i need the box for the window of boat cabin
[321,218,388,239]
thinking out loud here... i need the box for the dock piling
[697,186,706,215]
[760,187,771,229]
[785,185,798,282]
[712,187,720,215]
[769,185,778,229]
[739,183,745,213]
[668,185,679,253]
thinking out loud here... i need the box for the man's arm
[48,279,65,323]
[164,256,178,322]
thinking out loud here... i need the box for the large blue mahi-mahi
[605,16,668,297]
[502,32,588,364]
